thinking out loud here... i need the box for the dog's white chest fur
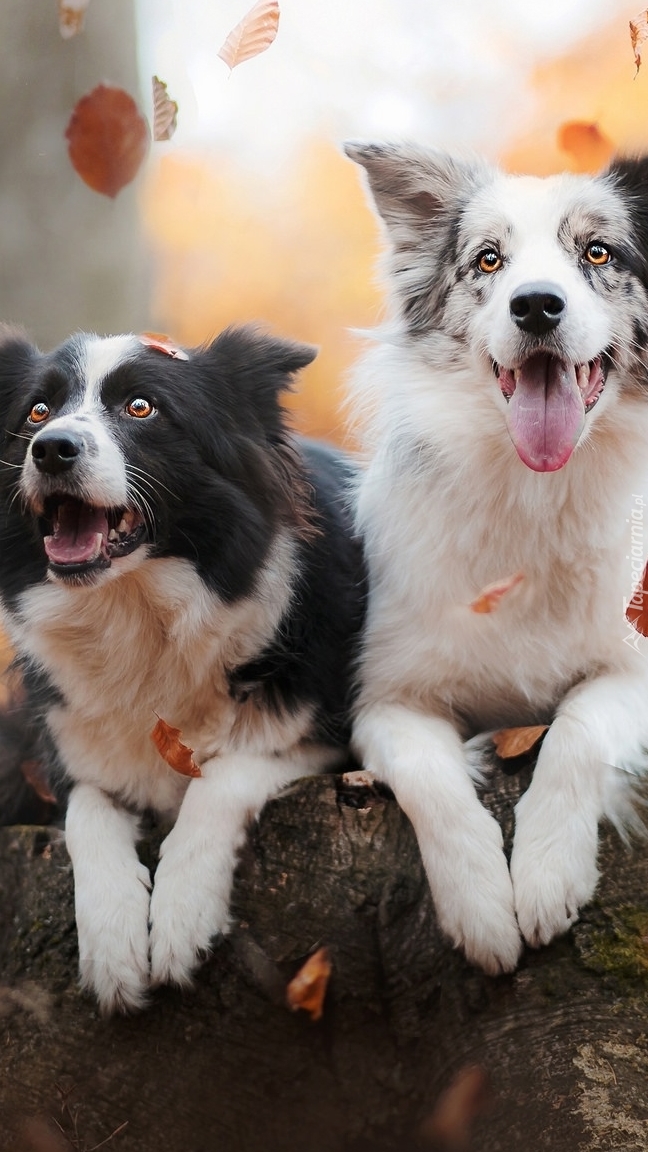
[6,549,306,816]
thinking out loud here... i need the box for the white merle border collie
[0,325,366,1013]
[345,142,648,975]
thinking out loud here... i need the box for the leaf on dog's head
[469,572,524,614]
[217,0,280,72]
[59,0,90,38]
[492,725,548,760]
[557,122,614,173]
[630,10,648,74]
[626,562,648,636]
[140,332,189,360]
[151,717,201,778]
[286,946,331,1021]
[65,84,150,198]
[152,76,178,143]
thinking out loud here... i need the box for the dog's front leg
[65,783,152,1014]
[353,703,522,975]
[511,668,648,948]
[149,750,320,988]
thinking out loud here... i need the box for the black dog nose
[31,429,84,475]
[509,281,566,335]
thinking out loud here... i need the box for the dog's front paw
[425,809,522,976]
[76,859,152,1015]
[149,831,232,988]
[511,789,599,947]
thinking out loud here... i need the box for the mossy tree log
[1,768,648,1152]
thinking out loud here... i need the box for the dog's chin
[492,351,608,473]
[38,496,147,585]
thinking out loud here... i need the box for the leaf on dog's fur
[286,946,331,1021]
[59,0,90,38]
[630,10,648,74]
[65,84,150,198]
[140,332,189,360]
[556,122,614,173]
[152,76,178,143]
[151,718,201,778]
[492,725,549,760]
[217,0,280,72]
[626,562,648,636]
[469,572,524,614]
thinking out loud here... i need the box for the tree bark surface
[1,769,648,1151]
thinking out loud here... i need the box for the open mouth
[40,496,146,579]
[495,353,607,472]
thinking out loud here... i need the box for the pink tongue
[44,501,109,566]
[506,354,585,472]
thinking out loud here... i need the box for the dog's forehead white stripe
[465,171,628,246]
[80,334,141,411]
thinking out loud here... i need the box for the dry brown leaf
[21,758,57,804]
[626,561,648,636]
[151,717,201,778]
[469,571,524,614]
[58,0,90,39]
[140,332,189,360]
[421,1065,490,1150]
[65,84,150,198]
[218,0,280,71]
[630,10,648,73]
[556,121,614,173]
[152,76,178,143]
[492,725,549,760]
[286,946,331,1021]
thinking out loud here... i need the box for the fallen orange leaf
[557,122,614,173]
[286,946,331,1021]
[469,572,524,614]
[65,84,150,198]
[421,1066,490,1149]
[140,332,189,360]
[630,10,648,73]
[59,0,90,38]
[626,562,648,637]
[218,0,280,71]
[21,759,57,805]
[492,725,549,760]
[152,76,178,143]
[151,717,201,778]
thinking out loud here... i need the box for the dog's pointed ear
[0,327,38,389]
[344,142,489,243]
[196,326,317,401]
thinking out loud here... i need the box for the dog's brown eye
[126,398,155,419]
[585,243,612,266]
[478,250,503,274]
[28,402,50,425]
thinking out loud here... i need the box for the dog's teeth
[108,528,119,542]
[90,532,103,560]
[117,518,128,535]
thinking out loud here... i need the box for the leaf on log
[286,946,331,1021]
[492,726,549,760]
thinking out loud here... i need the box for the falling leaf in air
[626,562,648,636]
[469,571,524,614]
[218,0,280,72]
[58,0,90,38]
[151,717,202,778]
[492,726,549,760]
[152,76,178,143]
[65,84,150,198]
[630,10,648,73]
[557,122,614,174]
[286,946,331,1021]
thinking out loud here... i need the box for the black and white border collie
[0,325,366,1013]
[346,144,648,975]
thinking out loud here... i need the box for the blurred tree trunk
[0,0,148,347]
[1,768,648,1152]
